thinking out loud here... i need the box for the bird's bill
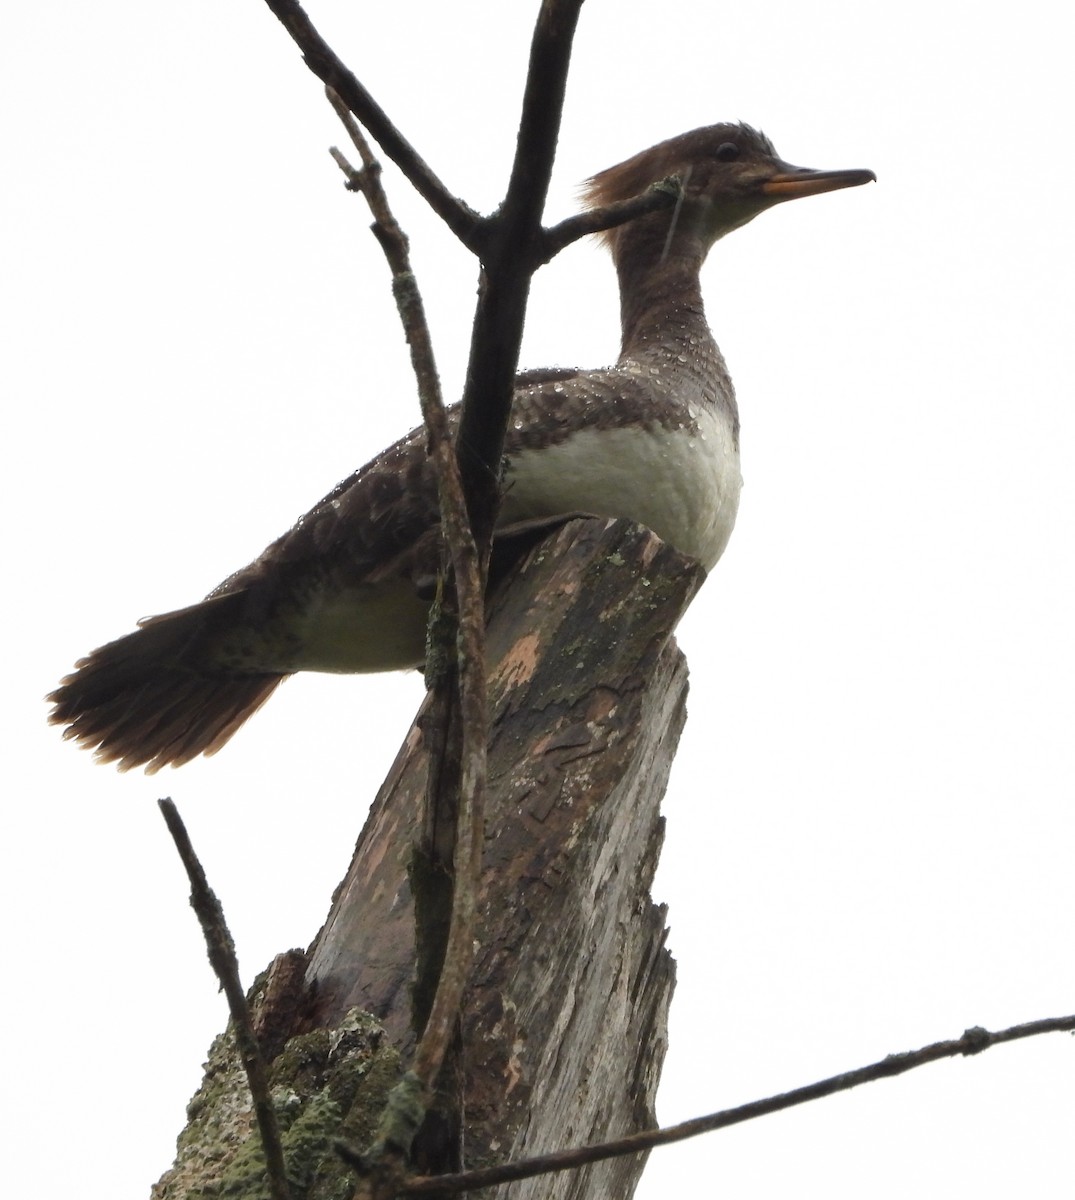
[761,164,876,201]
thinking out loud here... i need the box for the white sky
[4,1,1073,1196]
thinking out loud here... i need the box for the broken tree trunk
[153,517,705,1200]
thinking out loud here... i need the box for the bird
[48,123,874,773]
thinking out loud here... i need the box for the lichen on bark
[152,1007,402,1200]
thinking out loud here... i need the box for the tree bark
[153,517,703,1200]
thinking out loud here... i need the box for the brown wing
[49,364,671,771]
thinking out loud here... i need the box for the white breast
[499,403,742,570]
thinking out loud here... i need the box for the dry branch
[262,0,480,244]
[394,1014,1075,1193]
[326,88,488,1169]
[158,800,292,1200]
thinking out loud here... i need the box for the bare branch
[537,178,681,264]
[261,0,482,247]
[501,0,587,246]
[158,799,292,1200]
[454,0,587,550]
[326,88,488,1167]
[394,1015,1075,1194]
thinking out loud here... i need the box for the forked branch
[452,0,586,548]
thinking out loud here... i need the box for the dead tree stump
[153,517,704,1200]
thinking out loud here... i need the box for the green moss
[152,1009,404,1200]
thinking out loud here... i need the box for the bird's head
[585,123,875,258]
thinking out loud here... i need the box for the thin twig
[386,1015,1075,1195]
[261,0,482,247]
[158,799,292,1200]
[537,178,681,264]
[327,87,488,1156]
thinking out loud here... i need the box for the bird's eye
[715,142,740,162]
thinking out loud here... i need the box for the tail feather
[48,594,285,773]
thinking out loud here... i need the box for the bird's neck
[612,217,716,365]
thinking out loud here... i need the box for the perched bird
[49,123,873,772]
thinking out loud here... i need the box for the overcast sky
[4,2,1073,1196]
